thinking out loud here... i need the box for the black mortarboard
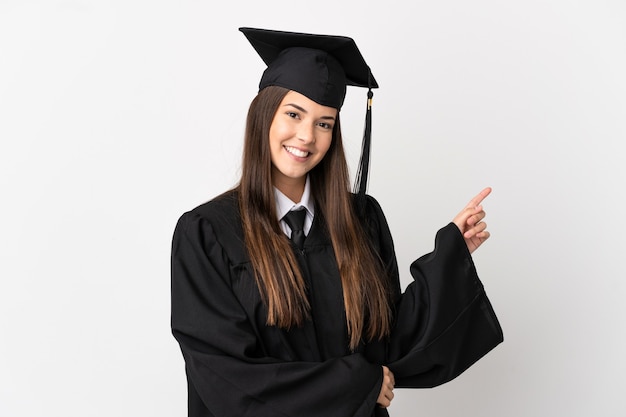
[240,27,378,210]
[239,27,377,109]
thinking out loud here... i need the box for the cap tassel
[353,72,374,215]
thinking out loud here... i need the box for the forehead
[281,91,338,117]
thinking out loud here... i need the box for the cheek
[269,119,291,144]
[317,135,333,157]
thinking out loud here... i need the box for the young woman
[171,27,503,417]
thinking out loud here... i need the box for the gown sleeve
[361,196,504,388]
[171,211,383,417]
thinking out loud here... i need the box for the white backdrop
[1,1,625,416]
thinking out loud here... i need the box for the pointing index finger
[467,187,492,208]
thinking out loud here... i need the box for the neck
[273,176,305,203]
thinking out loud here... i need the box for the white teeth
[285,146,309,158]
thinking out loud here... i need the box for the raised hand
[377,365,395,408]
[452,187,492,254]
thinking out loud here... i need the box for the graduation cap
[240,27,377,209]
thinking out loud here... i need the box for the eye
[286,111,300,119]
[318,121,333,130]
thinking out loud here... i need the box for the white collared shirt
[274,176,314,237]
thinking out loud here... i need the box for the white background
[1,1,625,416]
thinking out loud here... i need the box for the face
[269,90,337,192]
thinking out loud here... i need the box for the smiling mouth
[284,146,310,158]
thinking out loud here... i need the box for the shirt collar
[274,176,315,221]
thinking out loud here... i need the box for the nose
[297,123,315,144]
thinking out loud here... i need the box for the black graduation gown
[171,190,503,417]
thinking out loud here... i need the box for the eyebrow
[284,103,336,120]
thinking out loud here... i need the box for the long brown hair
[238,86,391,350]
